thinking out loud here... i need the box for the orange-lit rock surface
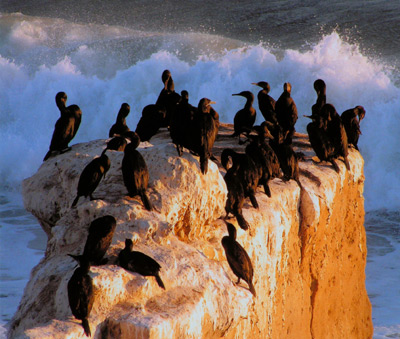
[10,124,372,338]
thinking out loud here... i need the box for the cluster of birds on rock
[43,70,365,336]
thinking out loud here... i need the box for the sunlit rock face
[11,125,372,338]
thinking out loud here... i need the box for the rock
[10,125,372,338]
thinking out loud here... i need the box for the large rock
[10,125,372,338]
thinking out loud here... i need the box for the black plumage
[221,222,256,296]
[341,106,365,151]
[108,103,130,137]
[321,104,350,170]
[102,131,139,155]
[275,83,298,145]
[135,104,166,142]
[121,134,153,211]
[231,91,257,144]
[221,148,260,209]
[118,239,165,289]
[252,81,277,124]
[306,114,340,172]
[44,92,82,161]
[71,153,111,207]
[311,79,326,117]
[67,259,94,337]
[68,215,117,266]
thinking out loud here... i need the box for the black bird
[135,104,166,142]
[231,91,257,144]
[305,114,340,172]
[68,215,117,265]
[252,81,277,124]
[275,83,298,145]
[122,133,153,211]
[221,148,260,209]
[109,103,131,137]
[155,70,181,128]
[170,90,198,156]
[245,124,277,197]
[221,222,256,296]
[341,106,366,151]
[43,92,82,161]
[118,239,165,289]
[312,79,326,117]
[321,104,350,170]
[71,153,111,207]
[67,258,94,337]
[256,122,281,179]
[102,131,139,155]
[224,165,250,231]
[196,98,219,174]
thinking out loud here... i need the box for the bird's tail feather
[140,192,153,211]
[235,213,249,231]
[155,274,166,289]
[71,195,80,208]
[82,318,91,337]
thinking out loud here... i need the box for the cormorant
[312,79,326,117]
[109,103,131,137]
[71,153,111,207]
[68,215,117,265]
[321,104,350,170]
[275,83,298,145]
[221,222,256,296]
[43,92,82,161]
[118,239,165,289]
[135,104,166,142]
[221,148,260,209]
[67,258,94,337]
[102,131,139,155]
[122,134,153,211]
[252,81,277,124]
[231,91,257,144]
[341,106,365,151]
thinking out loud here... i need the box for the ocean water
[0,2,399,338]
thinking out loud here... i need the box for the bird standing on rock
[122,132,153,211]
[221,222,256,296]
[118,239,165,289]
[109,103,131,137]
[341,105,365,151]
[67,258,94,337]
[252,81,277,124]
[71,153,111,207]
[231,91,257,144]
[44,92,82,161]
[275,82,298,145]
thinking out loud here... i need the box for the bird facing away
[341,105,365,151]
[67,258,94,337]
[221,222,256,296]
[121,134,153,211]
[252,81,277,124]
[71,153,111,207]
[102,130,140,155]
[275,82,298,145]
[118,239,165,289]
[68,215,117,265]
[232,91,257,144]
[43,92,82,161]
[109,103,131,137]
[135,104,166,142]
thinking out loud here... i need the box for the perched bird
[118,239,165,289]
[252,81,277,124]
[221,148,260,209]
[155,70,181,128]
[109,103,131,137]
[341,106,365,151]
[196,98,219,174]
[256,122,281,179]
[170,90,198,156]
[43,92,82,161]
[71,153,111,207]
[275,83,298,145]
[67,258,94,337]
[321,104,350,170]
[135,104,166,142]
[224,165,250,231]
[231,91,257,144]
[68,215,117,265]
[245,124,277,197]
[122,133,153,211]
[102,131,139,155]
[312,79,326,117]
[305,114,340,172]
[221,222,256,296]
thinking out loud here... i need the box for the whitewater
[0,12,399,338]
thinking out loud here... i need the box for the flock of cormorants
[43,70,365,336]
